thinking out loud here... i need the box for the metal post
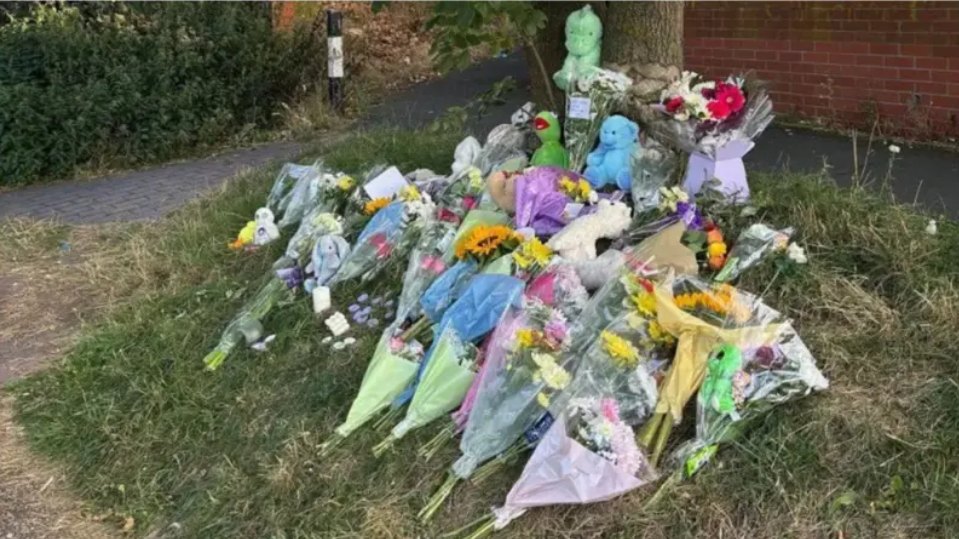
[327,10,344,112]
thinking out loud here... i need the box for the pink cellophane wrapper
[681,140,754,203]
[491,416,655,529]
[451,311,524,430]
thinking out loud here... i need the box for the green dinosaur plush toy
[530,111,569,168]
[699,343,744,417]
[553,5,603,91]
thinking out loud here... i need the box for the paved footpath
[2,52,958,224]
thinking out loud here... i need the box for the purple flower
[275,266,304,290]
[348,304,361,313]
[358,293,369,303]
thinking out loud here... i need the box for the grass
[9,128,959,538]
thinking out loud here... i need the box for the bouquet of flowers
[650,72,774,201]
[419,263,589,522]
[671,318,828,478]
[371,274,526,456]
[565,68,634,173]
[636,274,787,466]
[629,137,680,214]
[713,223,793,283]
[268,161,322,228]
[513,167,600,238]
[318,320,428,456]
[203,211,345,370]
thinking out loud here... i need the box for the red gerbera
[706,99,731,120]
[714,82,746,114]
[665,96,685,114]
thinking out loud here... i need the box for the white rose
[786,242,808,264]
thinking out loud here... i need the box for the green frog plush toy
[699,343,744,418]
[530,111,569,168]
[553,5,603,91]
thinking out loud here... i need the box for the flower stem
[471,442,526,485]
[400,315,432,342]
[461,516,496,539]
[637,412,664,449]
[317,433,345,459]
[440,515,494,539]
[372,406,403,433]
[418,421,456,461]
[649,416,674,468]
[419,472,461,523]
[371,434,397,458]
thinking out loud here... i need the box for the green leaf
[829,490,859,515]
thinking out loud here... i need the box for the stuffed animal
[252,207,281,246]
[486,170,521,214]
[451,136,482,178]
[584,115,640,190]
[312,234,351,286]
[546,199,632,261]
[553,5,603,91]
[228,220,257,250]
[570,249,626,291]
[530,111,569,168]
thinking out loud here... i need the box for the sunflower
[512,237,553,270]
[515,329,539,350]
[455,224,517,261]
[601,331,640,369]
[363,197,391,216]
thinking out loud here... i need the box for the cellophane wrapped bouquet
[651,72,774,158]
[419,263,588,521]
[565,68,634,172]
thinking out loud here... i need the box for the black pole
[327,10,344,113]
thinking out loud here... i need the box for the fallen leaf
[123,516,136,532]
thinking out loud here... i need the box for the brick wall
[684,1,959,139]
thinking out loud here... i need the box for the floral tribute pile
[204,53,825,536]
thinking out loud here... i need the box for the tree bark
[601,1,684,123]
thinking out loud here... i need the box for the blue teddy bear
[584,115,640,190]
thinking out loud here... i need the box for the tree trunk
[523,1,588,113]
[601,1,684,123]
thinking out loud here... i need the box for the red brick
[903,44,935,57]
[915,81,950,96]
[755,50,780,61]
[830,53,858,65]
[886,79,915,92]
[916,57,950,70]
[868,90,905,105]
[942,70,959,84]
[780,51,803,62]
[832,97,861,112]
[869,20,899,32]
[803,52,829,63]
[933,45,959,57]
[731,49,756,60]
[813,41,842,53]
[792,41,817,52]
[857,54,886,66]
[949,84,959,97]
[870,43,900,55]
[885,56,916,68]
[840,42,872,54]
[763,39,792,51]
[929,95,959,108]
[900,68,933,81]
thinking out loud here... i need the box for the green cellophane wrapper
[452,209,509,245]
[334,326,421,438]
[390,325,478,440]
[564,69,634,173]
[481,254,514,276]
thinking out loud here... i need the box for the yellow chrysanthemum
[648,320,675,346]
[513,238,553,269]
[337,176,355,191]
[630,289,657,318]
[577,179,592,200]
[399,185,421,202]
[532,352,571,390]
[363,197,391,216]
[601,330,640,369]
[515,329,538,350]
[537,392,551,408]
[455,224,516,261]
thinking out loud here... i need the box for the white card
[363,166,409,200]
[568,97,592,120]
[563,203,585,220]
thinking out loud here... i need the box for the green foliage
[0,3,322,186]
[426,2,546,72]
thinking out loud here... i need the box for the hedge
[0,3,322,187]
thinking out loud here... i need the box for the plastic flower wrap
[629,138,680,214]
[714,224,793,283]
[319,321,427,455]
[637,274,788,466]
[419,263,589,522]
[671,318,829,478]
[513,167,597,238]
[372,274,525,455]
[271,161,322,228]
[565,68,634,172]
[396,218,459,320]
[204,211,344,370]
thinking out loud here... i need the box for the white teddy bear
[546,199,632,261]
